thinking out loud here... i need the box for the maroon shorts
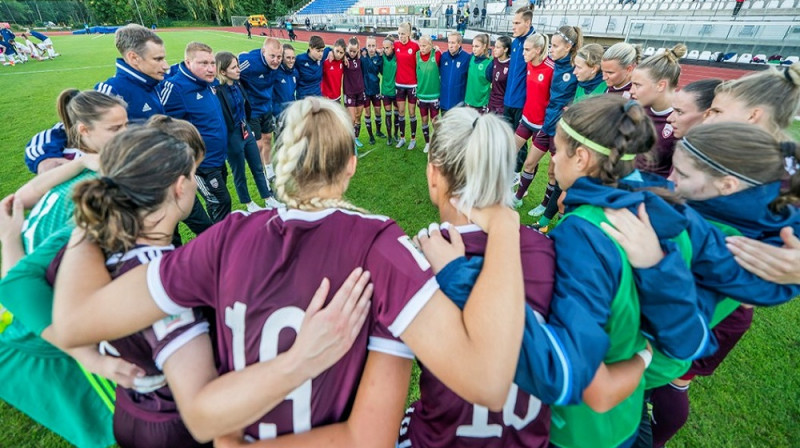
[532,129,555,154]
[366,94,382,108]
[515,119,541,141]
[418,100,440,119]
[344,92,367,107]
[396,86,417,104]
[113,390,210,448]
[382,95,397,108]
[680,305,754,380]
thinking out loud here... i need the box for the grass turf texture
[0,31,798,447]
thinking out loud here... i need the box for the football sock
[516,171,535,200]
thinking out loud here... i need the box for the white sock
[265,163,275,179]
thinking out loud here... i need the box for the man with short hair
[504,7,535,174]
[162,42,231,223]
[238,37,282,176]
[245,19,252,39]
[439,32,472,114]
[95,24,169,122]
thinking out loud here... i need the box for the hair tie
[101,177,118,189]
[784,68,794,83]
[558,119,636,161]
[472,117,479,129]
[780,141,796,158]
[681,137,762,187]
[623,99,638,113]
[309,97,321,113]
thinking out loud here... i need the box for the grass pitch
[0,30,798,447]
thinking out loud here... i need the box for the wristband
[636,349,652,368]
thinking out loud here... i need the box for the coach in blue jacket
[163,42,231,224]
[505,7,535,170]
[238,37,283,172]
[95,24,169,122]
[439,32,472,113]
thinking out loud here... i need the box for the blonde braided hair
[273,97,367,213]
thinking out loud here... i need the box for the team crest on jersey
[456,61,461,68]
[210,178,219,188]
[408,48,413,54]
[196,92,203,100]
[663,123,674,138]
[538,74,544,82]
[503,67,508,74]
[562,73,571,82]
[142,103,152,112]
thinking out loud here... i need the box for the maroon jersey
[400,224,554,448]
[146,208,437,440]
[636,107,677,178]
[46,245,210,422]
[343,55,366,96]
[606,81,632,98]
[488,58,510,114]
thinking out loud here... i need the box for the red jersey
[322,58,344,100]
[394,39,421,88]
[636,107,677,178]
[147,208,438,441]
[400,224,555,448]
[521,58,555,129]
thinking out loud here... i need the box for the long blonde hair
[429,107,516,210]
[273,97,365,212]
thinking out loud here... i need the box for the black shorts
[248,113,275,140]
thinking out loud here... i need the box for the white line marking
[0,64,108,76]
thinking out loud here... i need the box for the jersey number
[225,302,312,439]
[455,384,542,438]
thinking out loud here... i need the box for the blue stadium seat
[299,0,359,15]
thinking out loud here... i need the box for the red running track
[50,26,760,84]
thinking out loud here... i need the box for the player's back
[401,224,554,448]
[153,207,436,441]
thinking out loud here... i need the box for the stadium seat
[655,47,666,55]
[737,53,753,63]
[699,50,712,61]
[644,47,656,56]
[751,0,765,7]
[686,49,699,59]
[753,54,767,63]
[786,55,800,64]
[723,53,739,63]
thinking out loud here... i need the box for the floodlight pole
[132,0,145,26]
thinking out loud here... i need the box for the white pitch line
[0,64,108,76]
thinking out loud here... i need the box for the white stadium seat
[687,50,700,60]
[737,53,753,63]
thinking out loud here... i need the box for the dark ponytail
[73,127,195,255]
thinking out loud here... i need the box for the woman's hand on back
[600,203,664,269]
[288,268,373,380]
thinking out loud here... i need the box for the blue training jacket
[238,48,277,117]
[439,48,472,111]
[621,173,800,321]
[362,49,383,97]
[556,175,715,361]
[273,63,298,116]
[95,58,165,121]
[23,123,67,173]
[29,30,48,42]
[434,229,607,407]
[503,26,535,109]
[295,47,331,99]
[161,63,228,168]
[542,54,578,136]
